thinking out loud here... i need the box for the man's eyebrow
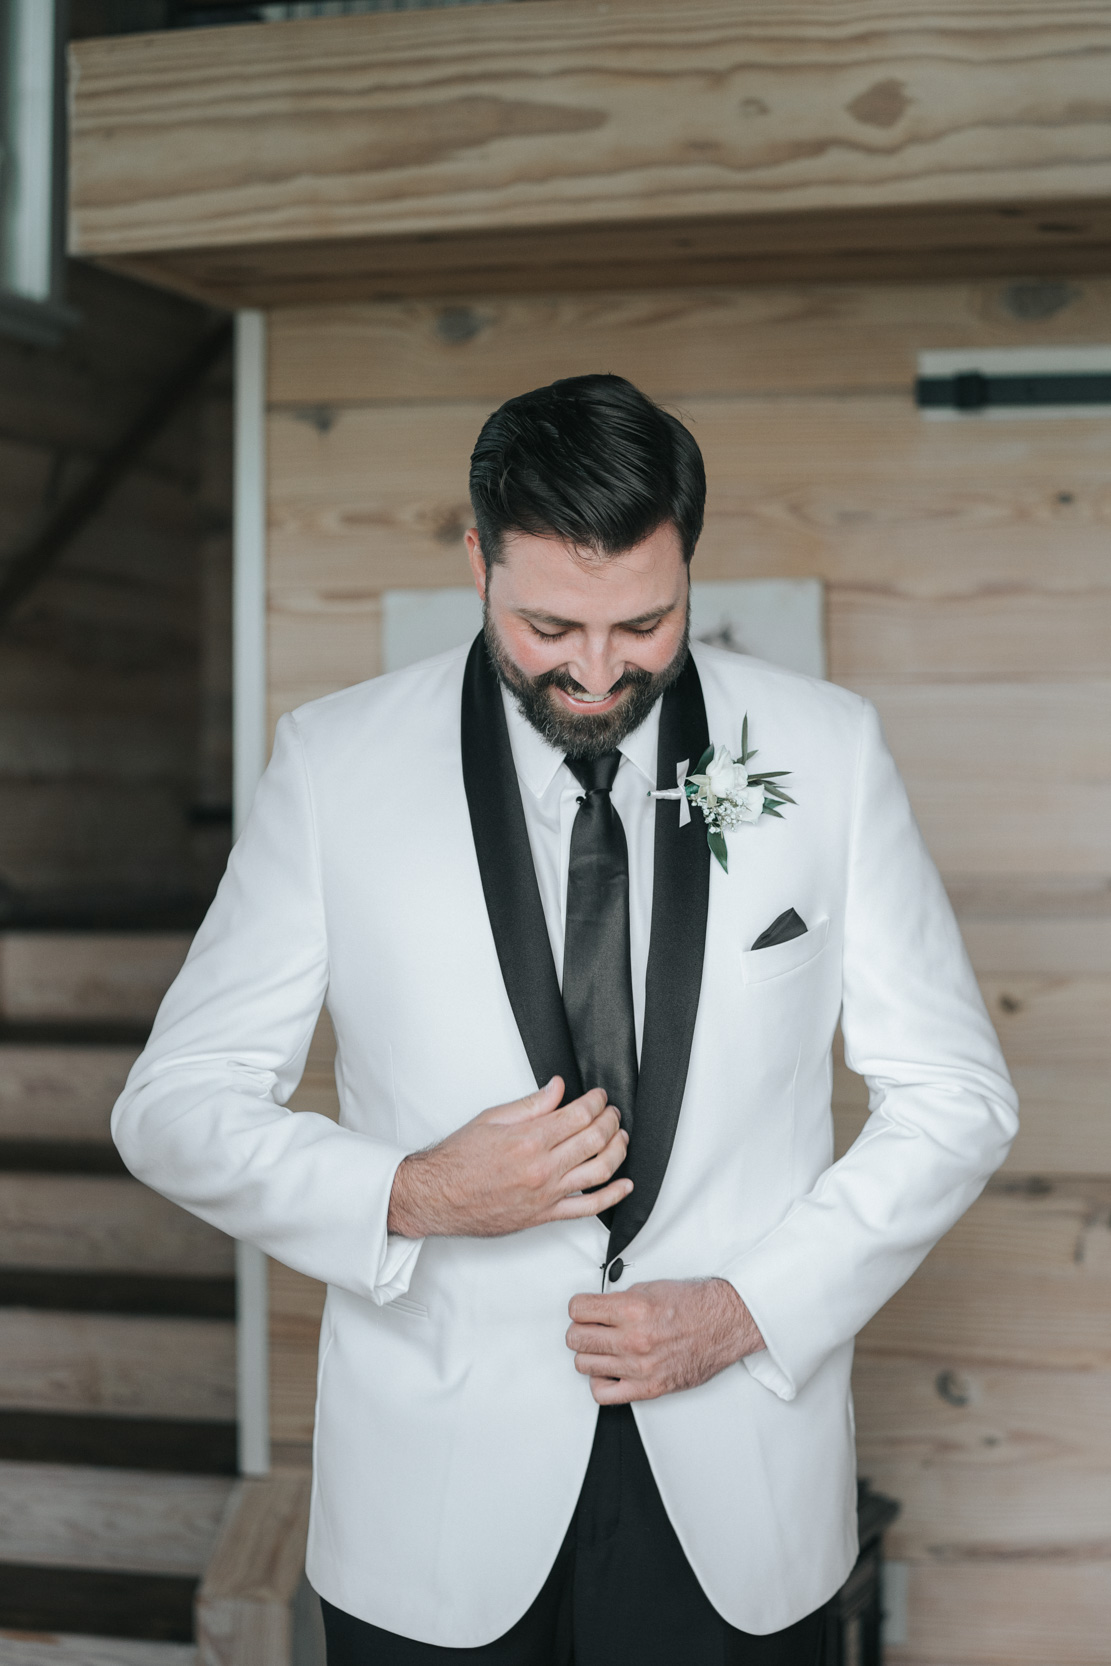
[516,601,680,630]
[515,607,580,629]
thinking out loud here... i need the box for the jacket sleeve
[111,711,422,1303]
[721,698,1018,1401]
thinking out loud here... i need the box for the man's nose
[570,642,624,694]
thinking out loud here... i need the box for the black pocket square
[751,908,807,951]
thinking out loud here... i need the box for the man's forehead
[490,528,688,619]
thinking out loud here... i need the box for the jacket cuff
[721,1267,801,1403]
[363,1146,425,1304]
[741,1346,796,1402]
[373,1232,426,1305]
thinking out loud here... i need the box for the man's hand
[566,1277,765,1403]
[387,1076,631,1239]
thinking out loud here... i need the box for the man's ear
[465,529,487,601]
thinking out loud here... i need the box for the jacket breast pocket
[740,916,829,985]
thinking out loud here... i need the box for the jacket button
[608,1258,624,1283]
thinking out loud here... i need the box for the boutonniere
[649,715,795,872]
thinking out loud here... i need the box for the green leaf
[707,830,729,872]
[740,714,749,762]
[694,744,715,775]
[762,805,784,819]
[753,769,791,780]
[765,789,796,806]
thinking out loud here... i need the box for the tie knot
[566,750,621,795]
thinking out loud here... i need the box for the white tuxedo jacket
[113,640,1017,1644]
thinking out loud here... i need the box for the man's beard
[483,600,690,762]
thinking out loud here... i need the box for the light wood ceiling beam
[68,1,1111,304]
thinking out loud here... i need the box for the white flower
[733,785,766,823]
[651,719,792,871]
[701,745,748,802]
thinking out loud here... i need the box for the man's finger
[572,1352,629,1378]
[567,1291,625,1325]
[488,1076,565,1124]
[553,1105,622,1170]
[548,1175,632,1221]
[518,1076,565,1120]
[565,1324,622,1355]
[547,1087,612,1146]
[590,1375,646,1405]
[561,1129,628,1194]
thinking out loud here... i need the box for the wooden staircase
[0,932,235,1664]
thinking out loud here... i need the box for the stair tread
[0,1046,137,1145]
[0,1462,233,1575]
[0,936,190,1027]
[0,1309,235,1422]
[0,1177,234,1277]
[0,1413,236,1476]
[0,1631,195,1664]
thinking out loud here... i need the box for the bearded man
[114,375,1016,1665]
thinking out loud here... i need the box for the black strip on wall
[917,371,1111,411]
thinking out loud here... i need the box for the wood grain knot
[936,1368,972,1408]
[847,78,911,129]
[437,306,487,346]
[434,512,469,547]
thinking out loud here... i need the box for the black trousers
[320,1404,826,1666]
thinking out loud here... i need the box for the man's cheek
[500,630,558,678]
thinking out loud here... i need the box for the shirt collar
[501,684,662,799]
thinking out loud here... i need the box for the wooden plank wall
[266,275,1111,1664]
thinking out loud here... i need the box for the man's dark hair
[469,373,705,565]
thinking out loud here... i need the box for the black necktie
[562,752,638,1143]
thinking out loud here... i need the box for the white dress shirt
[501,686,661,1059]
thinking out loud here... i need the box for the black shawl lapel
[607,652,711,1261]
[461,635,583,1103]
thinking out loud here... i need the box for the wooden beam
[68,3,1111,306]
[195,1474,313,1666]
[92,200,1111,309]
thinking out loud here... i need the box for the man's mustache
[531,665,653,700]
